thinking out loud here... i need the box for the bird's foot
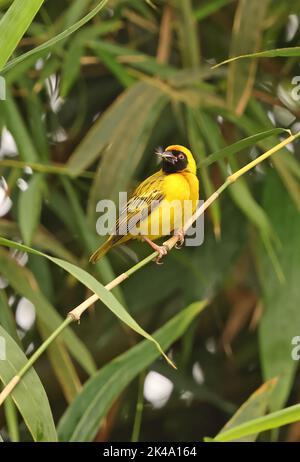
[143,237,169,264]
[155,244,169,265]
[174,229,185,249]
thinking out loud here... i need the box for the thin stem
[18,317,73,378]
[0,159,94,179]
[0,132,298,406]
[131,371,146,442]
[4,396,19,442]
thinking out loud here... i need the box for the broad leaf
[0,0,45,70]
[0,325,57,441]
[258,172,300,411]
[217,379,277,442]
[58,301,207,442]
[0,238,175,368]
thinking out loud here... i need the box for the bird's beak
[156,151,177,163]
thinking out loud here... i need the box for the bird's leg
[143,237,169,264]
[174,228,185,249]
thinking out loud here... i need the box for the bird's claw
[155,244,169,264]
[174,229,185,249]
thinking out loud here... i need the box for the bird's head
[157,145,197,174]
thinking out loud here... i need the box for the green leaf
[0,325,57,441]
[49,258,175,368]
[61,21,123,97]
[0,237,175,368]
[179,0,201,68]
[191,110,276,245]
[199,128,291,168]
[0,0,45,70]
[194,0,233,21]
[2,90,39,162]
[0,250,96,376]
[258,172,300,411]
[4,396,19,442]
[213,402,300,442]
[217,379,277,442]
[0,290,19,343]
[2,0,109,74]
[18,173,44,246]
[213,46,300,68]
[227,0,270,113]
[94,47,135,89]
[67,82,167,179]
[87,82,168,221]
[66,82,145,176]
[0,218,78,263]
[38,321,82,403]
[58,301,208,442]
[90,41,177,80]
[61,178,125,305]
[187,107,221,237]
[229,178,275,239]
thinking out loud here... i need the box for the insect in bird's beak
[156,150,177,164]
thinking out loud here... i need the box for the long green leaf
[18,173,44,245]
[38,321,82,403]
[0,325,57,441]
[213,402,300,442]
[194,0,233,20]
[2,90,39,162]
[87,82,168,221]
[0,237,175,367]
[217,379,277,442]
[227,0,270,113]
[214,46,300,68]
[0,218,78,263]
[199,128,290,167]
[0,250,96,376]
[0,290,18,343]
[67,82,166,177]
[258,172,300,411]
[2,0,108,74]
[58,301,207,442]
[0,0,45,70]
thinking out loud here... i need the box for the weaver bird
[90,145,199,264]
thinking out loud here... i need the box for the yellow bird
[90,145,199,263]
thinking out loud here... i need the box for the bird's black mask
[162,151,188,173]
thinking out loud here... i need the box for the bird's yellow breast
[134,172,199,240]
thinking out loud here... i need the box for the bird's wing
[110,171,165,244]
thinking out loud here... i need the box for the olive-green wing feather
[89,171,165,263]
[112,171,165,243]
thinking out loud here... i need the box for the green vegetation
[0,0,300,442]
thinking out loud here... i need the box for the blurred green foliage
[1,0,300,442]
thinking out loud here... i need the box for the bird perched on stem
[90,145,199,264]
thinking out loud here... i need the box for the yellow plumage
[90,145,199,263]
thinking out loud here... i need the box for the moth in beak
[156,149,177,164]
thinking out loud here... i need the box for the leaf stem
[0,159,94,178]
[0,131,298,406]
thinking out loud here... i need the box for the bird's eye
[178,153,185,160]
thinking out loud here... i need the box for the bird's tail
[89,239,113,263]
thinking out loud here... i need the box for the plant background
[0,0,300,442]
